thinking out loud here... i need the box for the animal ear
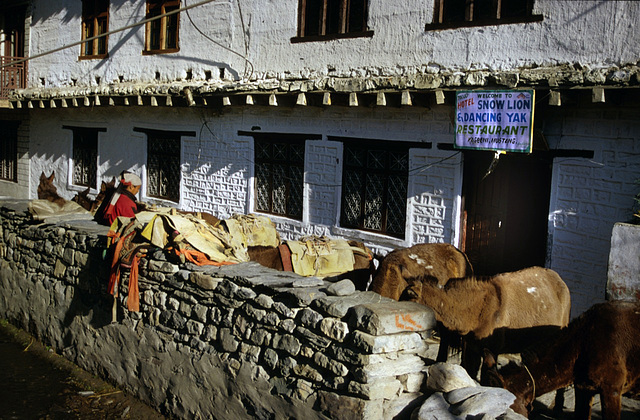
[48,172,55,181]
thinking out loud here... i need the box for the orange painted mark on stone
[395,314,423,331]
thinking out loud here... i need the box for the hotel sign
[455,90,535,153]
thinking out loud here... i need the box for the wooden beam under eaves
[435,89,445,105]
[72,98,79,107]
[137,95,143,106]
[349,92,358,107]
[123,97,130,106]
[323,92,331,106]
[223,96,231,106]
[49,99,56,108]
[269,93,278,106]
[296,92,307,106]
[84,96,90,106]
[549,90,561,106]
[61,99,68,108]
[377,92,387,106]
[246,95,254,105]
[401,91,412,106]
[94,95,101,106]
[166,96,173,106]
[592,87,605,103]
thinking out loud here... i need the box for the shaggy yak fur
[404,266,571,379]
[37,171,66,206]
[247,240,375,291]
[369,243,474,362]
[482,300,640,420]
[370,243,473,300]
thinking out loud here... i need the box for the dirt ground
[0,319,167,420]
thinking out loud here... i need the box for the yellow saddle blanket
[223,214,280,248]
[286,236,355,277]
[140,212,248,263]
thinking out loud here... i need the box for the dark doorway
[462,151,552,275]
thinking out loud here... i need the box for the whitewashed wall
[27,103,460,251]
[27,1,640,88]
[544,105,640,316]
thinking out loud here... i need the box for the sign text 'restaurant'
[455,90,534,153]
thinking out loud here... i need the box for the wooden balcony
[1,56,27,105]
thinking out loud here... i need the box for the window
[0,121,18,182]
[147,132,181,202]
[253,135,309,220]
[80,0,109,59]
[340,140,408,238]
[144,0,180,54]
[293,0,372,42]
[428,0,542,29]
[71,128,101,188]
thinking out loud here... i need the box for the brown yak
[404,266,571,379]
[370,243,473,300]
[482,300,640,420]
[369,243,474,361]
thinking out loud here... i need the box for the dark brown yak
[37,171,66,206]
[404,266,571,378]
[247,240,375,291]
[482,300,640,420]
[369,243,474,361]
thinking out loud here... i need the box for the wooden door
[462,151,552,275]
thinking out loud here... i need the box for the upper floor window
[292,0,372,42]
[427,0,542,30]
[80,0,109,59]
[144,0,180,54]
[0,121,19,182]
[69,127,103,189]
[339,139,408,238]
[253,134,311,220]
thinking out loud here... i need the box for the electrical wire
[183,0,254,80]
[0,0,219,69]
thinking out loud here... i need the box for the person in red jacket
[99,172,142,226]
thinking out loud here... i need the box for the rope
[523,362,536,405]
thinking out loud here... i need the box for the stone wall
[0,200,436,419]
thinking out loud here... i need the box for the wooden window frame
[292,0,373,43]
[426,0,542,31]
[336,137,412,239]
[143,0,181,55]
[80,0,109,59]
[0,121,19,182]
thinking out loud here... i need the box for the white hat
[121,172,142,187]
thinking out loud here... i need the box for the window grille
[294,0,372,41]
[0,122,18,182]
[147,133,181,202]
[341,142,408,238]
[145,0,180,53]
[80,0,109,58]
[429,0,541,29]
[72,129,99,188]
[254,137,305,220]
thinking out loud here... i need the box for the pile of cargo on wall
[0,199,436,420]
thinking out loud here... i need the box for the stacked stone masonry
[0,201,437,420]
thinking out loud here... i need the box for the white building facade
[1,0,639,316]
